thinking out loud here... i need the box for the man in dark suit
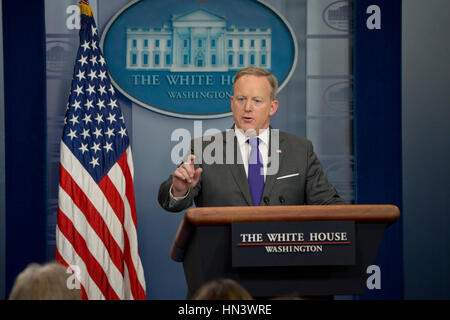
[158,67,344,212]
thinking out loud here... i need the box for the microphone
[279,196,285,204]
[263,196,270,205]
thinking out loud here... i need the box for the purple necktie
[247,137,264,206]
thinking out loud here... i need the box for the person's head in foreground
[9,261,81,300]
[193,278,253,300]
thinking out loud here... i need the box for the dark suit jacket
[158,128,345,212]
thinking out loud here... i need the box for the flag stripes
[57,209,121,300]
[56,227,105,299]
[59,142,124,251]
[59,166,125,276]
[57,142,146,299]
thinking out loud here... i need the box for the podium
[170,205,400,298]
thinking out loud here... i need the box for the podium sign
[172,205,400,297]
[232,221,355,267]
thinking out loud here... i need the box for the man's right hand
[171,154,203,197]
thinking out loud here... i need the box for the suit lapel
[224,129,253,206]
[261,130,285,203]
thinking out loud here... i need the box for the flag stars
[97,99,106,110]
[64,18,131,178]
[89,157,99,168]
[78,55,88,66]
[72,99,81,111]
[103,142,113,153]
[94,113,104,124]
[90,55,98,66]
[118,127,127,138]
[92,127,102,139]
[91,142,101,153]
[108,99,118,109]
[81,40,90,51]
[78,143,89,154]
[74,85,84,96]
[67,129,77,140]
[106,113,117,124]
[82,114,92,125]
[98,71,107,82]
[105,127,115,138]
[80,128,91,139]
[88,69,97,81]
[84,99,94,110]
[76,70,86,82]
[69,115,79,126]
[91,40,98,51]
[99,56,106,66]
[98,85,107,96]
[86,84,96,95]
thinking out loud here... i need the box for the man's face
[231,75,278,134]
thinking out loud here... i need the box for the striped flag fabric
[56,1,146,300]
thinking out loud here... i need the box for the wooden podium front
[170,205,400,298]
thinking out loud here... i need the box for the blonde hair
[192,278,253,300]
[8,262,81,300]
[233,67,279,100]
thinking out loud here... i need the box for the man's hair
[233,67,279,100]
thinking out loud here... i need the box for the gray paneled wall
[402,0,450,299]
[306,0,354,203]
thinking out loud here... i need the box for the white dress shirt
[234,127,269,181]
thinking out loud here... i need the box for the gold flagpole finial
[79,0,93,17]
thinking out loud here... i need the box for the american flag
[56,1,146,300]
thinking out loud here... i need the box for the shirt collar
[234,126,269,147]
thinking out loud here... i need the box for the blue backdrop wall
[353,0,403,299]
[1,0,47,297]
[0,0,5,300]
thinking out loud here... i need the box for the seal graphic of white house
[126,8,272,72]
